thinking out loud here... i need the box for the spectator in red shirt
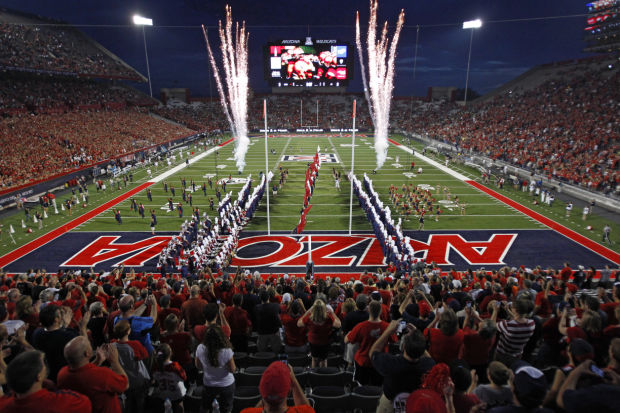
[346,300,393,386]
[449,360,481,413]
[559,308,606,365]
[193,302,231,342]
[161,314,193,370]
[424,306,464,365]
[157,295,182,329]
[57,336,129,413]
[181,285,208,330]
[560,262,573,283]
[1,350,92,413]
[534,280,554,319]
[86,284,107,310]
[298,300,341,368]
[281,299,308,353]
[603,307,620,340]
[370,291,391,322]
[224,293,252,352]
[461,305,497,379]
[479,284,507,315]
[169,283,186,309]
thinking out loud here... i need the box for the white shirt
[195,344,234,387]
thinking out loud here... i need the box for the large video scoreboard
[264,39,353,88]
[584,0,620,52]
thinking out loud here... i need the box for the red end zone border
[0,182,154,268]
[466,181,620,265]
[388,137,620,265]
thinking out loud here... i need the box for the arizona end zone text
[14,230,611,273]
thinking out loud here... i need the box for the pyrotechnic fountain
[356,0,405,170]
[202,6,250,172]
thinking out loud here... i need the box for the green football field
[1,134,619,257]
[73,134,542,232]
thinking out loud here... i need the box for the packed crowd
[0,109,193,189]
[0,74,156,112]
[153,95,372,133]
[397,62,619,194]
[0,262,619,413]
[0,23,141,79]
[151,104,229,133]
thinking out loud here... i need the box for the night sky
[0,0,593,97]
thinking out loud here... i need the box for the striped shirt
[496,318,536,358]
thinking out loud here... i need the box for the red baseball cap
[259,362,291,404]
[418,301,431,318]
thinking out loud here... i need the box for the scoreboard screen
[264,39,353,88]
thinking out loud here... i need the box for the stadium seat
[247,352,276,366]
[308,367,354,388]
[326,353,346,368]
[292,366,308,388]
[287,353,310,367]
[234,352,249,369]
[234,366,266,387]
[308,386,349,412]
[349,385,383,413]
[232,386,261,413]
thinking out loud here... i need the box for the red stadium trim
[0,182,154,268]
[466,180,620,265]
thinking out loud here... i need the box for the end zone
[3,229,615,273]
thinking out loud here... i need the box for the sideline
[0,139,235,268]
[388,138,620,265]
[0,183,153,267]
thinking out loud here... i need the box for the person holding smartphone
[555,358,620,412]
[492,298,535,368]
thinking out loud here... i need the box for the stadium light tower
[462,19,482,105]
[133,14,153,97]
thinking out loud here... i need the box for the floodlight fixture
[133,15,153,26]
[462,19,482,105]
[463,19,482,29]
[132,14,153,97]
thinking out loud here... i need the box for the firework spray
[202,6,250,172]
[356,0,404,170]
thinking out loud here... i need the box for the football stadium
[0,1,619,412]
